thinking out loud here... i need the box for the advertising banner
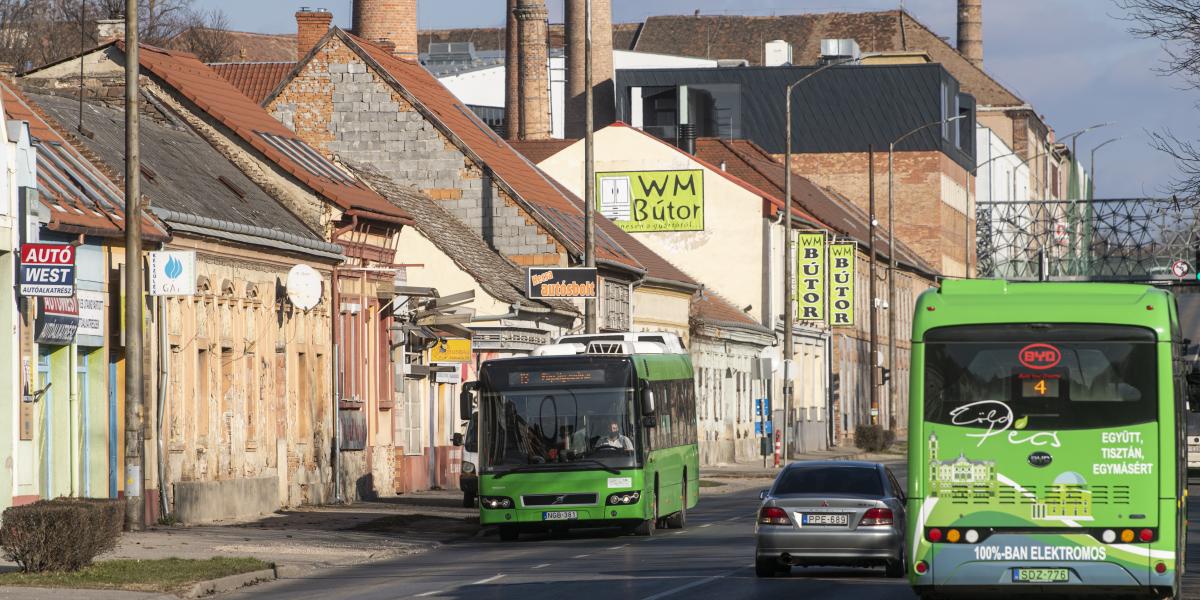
[527,267,598,299]
[796,232,826,321]
[148,251,197,296]
[76,289,105,340]
[19,243,75,297]
[829,242,856,327]
[36,295,79,345]
[596,169,704,232]
[429,338,472,363]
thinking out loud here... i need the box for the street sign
[19,243,75,297]
[527,267,598,299]
[755,421,774,436]
[1053,220,1068,245]
[1172,259,1191,279]
[148,251,196,296]
[754,398,771,417]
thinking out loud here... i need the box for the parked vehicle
[755,461,906,578]
[452,413,478,508]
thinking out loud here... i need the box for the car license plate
[542,511,577,521]
[798,513,848,526]
[1012,568,1069,583]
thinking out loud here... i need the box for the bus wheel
[633,482,658,536]
[666,476,687,529]
[498,525,519,542]
[462,493,476,508]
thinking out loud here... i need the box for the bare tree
[173,8,233,63]
[1117,0,1200,198]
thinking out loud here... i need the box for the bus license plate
[542,511,578,521]
[1012,568,1069,583]
[799,513,848,526]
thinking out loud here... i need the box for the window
[774,465,884,497]
[603,280,630,331]
[401,379,423,455]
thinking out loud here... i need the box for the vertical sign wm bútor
[796,232,826,322]
[829,243,856,327]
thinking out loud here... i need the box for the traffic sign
[1172,259,1191,279]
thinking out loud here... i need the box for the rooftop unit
[818,38,861,65]
[555,331,686,354]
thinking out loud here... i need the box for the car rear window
[773,466,884,496]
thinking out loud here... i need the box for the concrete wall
[173,475,278,523]
[268,36,565,267]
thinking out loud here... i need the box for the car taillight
[859,507,894,526]
[758,506,791,525]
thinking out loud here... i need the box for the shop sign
[527,267,598,299]
[148,251,196,296]
[429,338,472,363]
[19,243,75,297]
[828,243,856,327]
[36,295,79,345]
[596,169,704,232]
[796,232,826,321]
[76,289,105,339]
[435,364,463,384]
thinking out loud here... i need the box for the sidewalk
[0,489,479,598]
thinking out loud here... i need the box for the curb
[182,567,276,598]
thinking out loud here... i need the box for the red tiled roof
[690,288,770,332]
[123,42,411,226]
[1,80,167,240]
[209,62,295,104]
[170,30,297,63]
[506,139,578,165]
[339,31,639,270]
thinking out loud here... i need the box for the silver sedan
[754,460,907,578]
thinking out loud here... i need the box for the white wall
[439,50,719,139]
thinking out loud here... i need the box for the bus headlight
[606,491,641,505]
[480,496,514,509]
[462,461,475,474]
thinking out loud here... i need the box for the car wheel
[755,558,778,578]
[886,548,905,578]
[462,493,476,508]
[498,525,519,541]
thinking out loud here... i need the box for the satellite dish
[286,264,323,311]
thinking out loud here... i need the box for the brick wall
[352,0,418,59]
[295,10,332,61]
[270,37,564,264]
[786,150,973,276]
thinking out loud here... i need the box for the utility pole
[123,0,144,531]
[867,146,878,426]
[583,0,597,333]
[782,81,794,462]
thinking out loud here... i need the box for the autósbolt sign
[527,267,598,299]
[19,243,75,297]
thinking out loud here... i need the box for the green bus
[907,280,1188,599]
[461,343,699,541]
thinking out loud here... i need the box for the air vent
[587,341,630,355]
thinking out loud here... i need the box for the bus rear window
[923,324,1158,430]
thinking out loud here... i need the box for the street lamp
[780,54,870,460]
[1089,137,1121,200]
[1084,137,1121,275]
[885,114,964,427]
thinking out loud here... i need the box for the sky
[200,0,1196,199]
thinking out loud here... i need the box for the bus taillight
[926,528,943,542]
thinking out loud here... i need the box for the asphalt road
[229,462,1200,599]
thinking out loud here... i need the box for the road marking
[673,531,686,535]
[532,563,550,569]
[724,517,739,522]
[608,544,628,550]
[572,554,591,559]
[415,591,443,597]
[639,575,723,600]
[699,523,712,528]
[472,574,506,585]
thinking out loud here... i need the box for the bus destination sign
[508,369,606,387]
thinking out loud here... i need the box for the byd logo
[1019,343,1061,370]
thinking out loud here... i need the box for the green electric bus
[461,342,699,541]
[908,280,1188,599]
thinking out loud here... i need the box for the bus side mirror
[451,432,463,446]
[641,387,656,416]
[460,381,478,418]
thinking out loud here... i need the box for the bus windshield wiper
[567,458,621,475]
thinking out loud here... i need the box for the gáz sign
[796,232,826,321]
[527,267,598,299]
[19,243,75,297]
[596,169,704,232]
[1019,343,1061,370]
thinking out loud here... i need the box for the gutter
[643,275,700,293]
[596,257,646,279]
[151,208,344,261]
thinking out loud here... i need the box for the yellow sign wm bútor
[595,169,704,232]
[796,232,826,321]
[828,243,856,327]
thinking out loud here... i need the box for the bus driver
[595,420,634,451]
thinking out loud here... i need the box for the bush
[854,424,896,453]
[0,498,124,572]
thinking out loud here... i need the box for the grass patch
[0,557,271,593]
[698,479,725,488]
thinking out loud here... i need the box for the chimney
[296,7,332,61]
[503,0,520,140]
[514,0,551,140]
[956,0,983,69]
[96,18,124,44]
[564,0,614,139]
[353,0,418,60]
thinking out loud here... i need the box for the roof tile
[209,62,295,104]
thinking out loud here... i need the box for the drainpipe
[156,296,168,519]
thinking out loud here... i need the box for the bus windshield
[478,358,639,473]
[923,324,1158,431]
